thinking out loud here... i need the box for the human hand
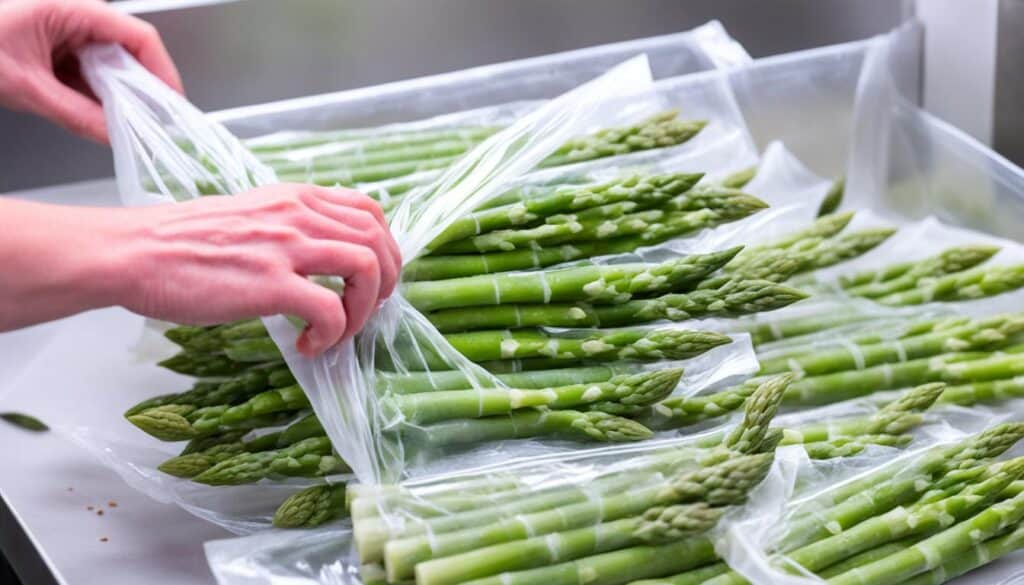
[113,185,402,355]
[0,186,400,356]
[0,0,182,143]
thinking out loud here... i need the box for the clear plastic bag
[72,34,761,534]
[204,385,982,585]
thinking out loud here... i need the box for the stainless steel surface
[0,0,906,192]
[995,0,1024,166]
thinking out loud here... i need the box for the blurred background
[0,0,1019,192]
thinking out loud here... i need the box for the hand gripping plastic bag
[81,42,765,489]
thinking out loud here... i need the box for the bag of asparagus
[204,375,990,585]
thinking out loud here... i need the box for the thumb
[25,74,109,143]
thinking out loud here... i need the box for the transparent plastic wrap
[78,41,773,528]
[705,402,1024,585]
[204,377,983,585]
[260,55,768,484]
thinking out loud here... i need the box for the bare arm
[0,185,401,355]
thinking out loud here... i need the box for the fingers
[298,187,401,299]
[294,242,382,342]
[24,74,108,142]
[74,1,184,93]
[275,276,347,357]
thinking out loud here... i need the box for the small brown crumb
[99,537,109,543]
[107,501,118,508]
[86,506,94,511]
[96,510,104,516]
[67,487,73,492]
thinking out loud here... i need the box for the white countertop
[2,179,1023,585]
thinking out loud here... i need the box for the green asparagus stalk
[0,412,48,432]
[433,190,764,254]
[456,536,718,585]
[407,409,653,447]
[426,173,703,250]
[378,365,635,395]
[403,200,766,280]
[125,365,289,416]
[841,245,1001,298]
[403,248,743,312]
[158,416,322,478]
[827,489,1024,585]
[223,327,733,369]
[896,522,1024,585]
[272,483,348,528]
[246,125,498,154]
[537,112,706,168]
[938,377,1024,406]
[877,264,1024,306]
[757,314,1024,376]
[277,155,458,186]
[815,537,923,579]
[156,351,256,377]
[727,212,855,267]
[192,437,349,486]
[265,138,482,175]
[393,369,682,424]
[426,279,807,332]
[739,310,877,345]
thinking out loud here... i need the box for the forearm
[0,198,129,330]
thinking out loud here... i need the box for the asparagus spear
[246,126,498,154]
[827,489,1024,585]
[434,192,764,254]
[192,437,348,486]
[896,522,1024,585]
[223,327,733,368]
[426,279,807,332]
[277,155,458,186]
[877,264,1024,306]
[272,483,347,528]
[538,112,706,168]
[265,138,481,175]
[378,365,635,395]
[125,365,290,417]
[158,416,321,478]
[403,200,766,280]
[726,211,855,268]
[841,245,1000,298]
[938,377,1024,406]
[757,314,1024,376]
[403,248,743,312]
[407,409,654,447]
[394,369,682,424]
[426,173,703,250]
[156,351,255,377]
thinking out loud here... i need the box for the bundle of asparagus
[261,111,707,191]
[633,421,1024,585]
[835,244,1024,306]
[331,377,948,584]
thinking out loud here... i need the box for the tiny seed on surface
[99,537,109,543]
[107,501,118,508]
[87,506,94,511]
[97,510,104,516]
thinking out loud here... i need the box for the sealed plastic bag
[205,376,982,585]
